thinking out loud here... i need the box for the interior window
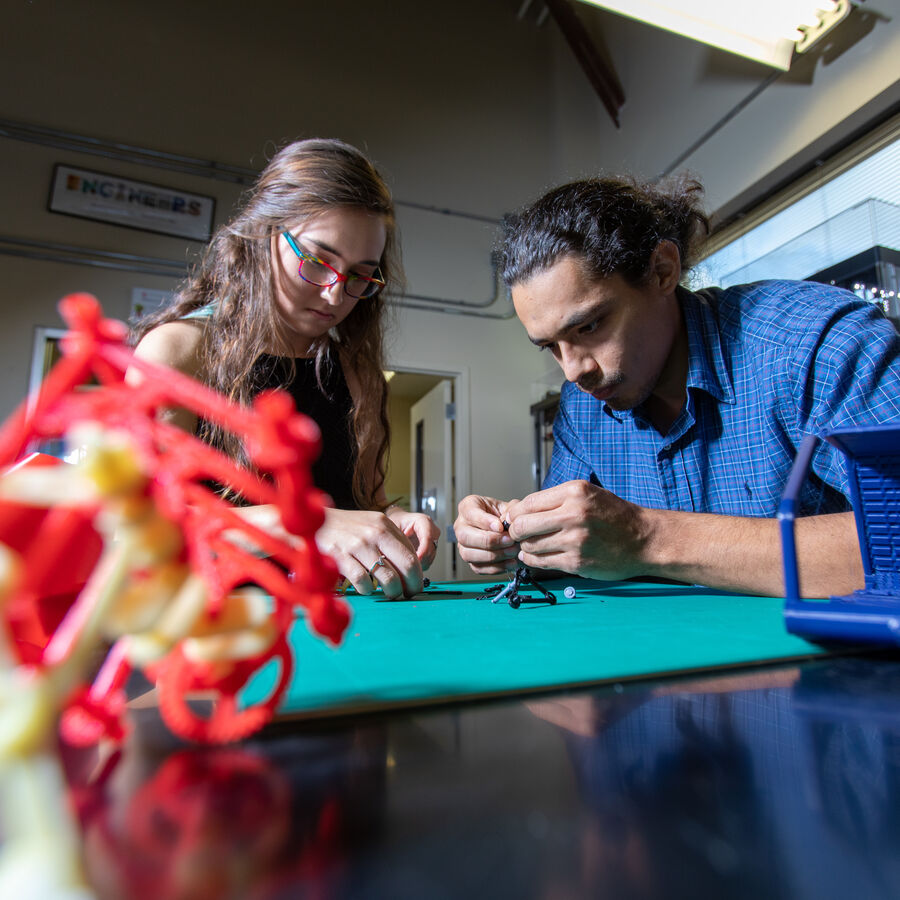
[692,129,900,326]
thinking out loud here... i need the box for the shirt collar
[679,285,734,405]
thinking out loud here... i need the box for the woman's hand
[228,504,426,598]
[385,507,441,571]
[316,508,426,598]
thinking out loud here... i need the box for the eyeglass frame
[281,230,386,299]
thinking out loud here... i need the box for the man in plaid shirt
[454,176,900,598]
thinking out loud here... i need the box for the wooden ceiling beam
[542,0,625,128]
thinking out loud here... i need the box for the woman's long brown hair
[132,138,398,510]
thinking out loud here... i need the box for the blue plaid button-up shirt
[545,281,900,517]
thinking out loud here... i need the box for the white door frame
[386,362,471,532]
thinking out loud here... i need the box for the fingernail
[499,535,514,546]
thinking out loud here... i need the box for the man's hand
[505,480,650,580]
[454,494,521,575]
[505,481,864,598]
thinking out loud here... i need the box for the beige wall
[384,393,413,509]
[2,0,898,504]
[0,0,558,503]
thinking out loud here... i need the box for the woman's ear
[651,240,682,294]
[270,232,282,270]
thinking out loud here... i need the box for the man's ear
[651,240,682,294]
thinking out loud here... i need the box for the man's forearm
[639,509,863,598]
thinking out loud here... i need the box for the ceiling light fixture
[574,0,852,70]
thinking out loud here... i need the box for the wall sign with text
[48,164,215,241]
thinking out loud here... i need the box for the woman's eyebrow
[307,238,380,267]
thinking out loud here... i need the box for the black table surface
[62,650,900,900]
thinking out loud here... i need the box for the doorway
[385,370,460,581]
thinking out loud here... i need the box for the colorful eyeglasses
[282,231,385,300]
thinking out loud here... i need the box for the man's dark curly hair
[499,175,710,287]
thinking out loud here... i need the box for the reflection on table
[58,655,900,899]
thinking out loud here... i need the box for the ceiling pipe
[0,120,512,318]
[0,235,516,319]
[0,118,500,223]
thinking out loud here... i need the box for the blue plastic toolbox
[779,423,900,644]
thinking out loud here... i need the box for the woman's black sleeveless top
[252,354,358,510]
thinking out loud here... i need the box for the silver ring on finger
[368,555,387,577]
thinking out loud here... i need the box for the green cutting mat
[242,578,828,719]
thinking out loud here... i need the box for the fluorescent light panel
[575,1,848,69]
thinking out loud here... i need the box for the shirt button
[663,443,671,451]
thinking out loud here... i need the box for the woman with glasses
[129,138,439,599]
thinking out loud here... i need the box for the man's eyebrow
[527,304,606,347]
[307,238,380,268]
